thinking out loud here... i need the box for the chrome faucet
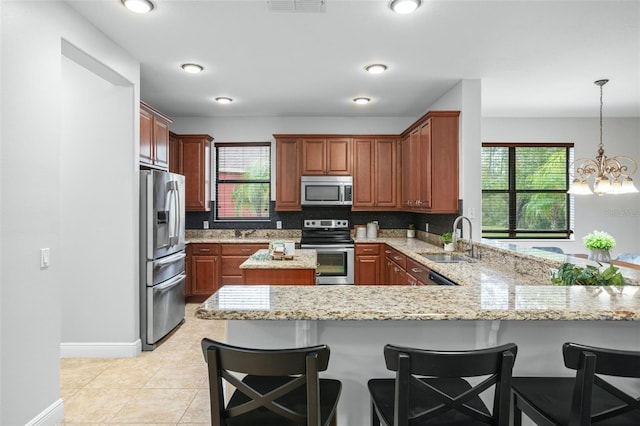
[452,215,477,258]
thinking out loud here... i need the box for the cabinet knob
[411,268,421,273]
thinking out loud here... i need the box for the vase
[588,249,611,263]
[444,243,455,252]
[407,230,415,238]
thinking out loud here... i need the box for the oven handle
[301,244,354,250]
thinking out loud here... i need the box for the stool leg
[513,396,522,426]
[371,402,381,426]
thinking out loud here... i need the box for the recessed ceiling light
[353,97,371,105]
[365,64,388,74]
[389,0,421,14]
[181,63,204,74]
[215,97,233,105]
[121,0,154,14]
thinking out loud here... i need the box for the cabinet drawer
[189,243,219,255]
[385,246,406,270]
[406,258,431,284]
[220,244,268,256]
[356,243,381,255]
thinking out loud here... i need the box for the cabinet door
[374,138,398,208]
[402,129,420,209]
[153,117,170,169]
[275,138,301,211]
[179,135,212,211]
[169,132,179,173]
[416,120,432,210]
[301,139,326,175]
[428,114,460,213]
[190,255,219,297]
[353,138,375,207]
[139,107,154,166]
[325,138,351,175]
[356,256,381,284]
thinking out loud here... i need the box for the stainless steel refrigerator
[140,170,186,351]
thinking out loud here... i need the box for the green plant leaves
[551,262,625,286]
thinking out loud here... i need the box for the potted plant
[583,230,615,263]
[407,224,416,238]
[442,232,454,251]
[551,262,624,286]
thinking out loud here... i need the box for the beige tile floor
[60,303,224,425]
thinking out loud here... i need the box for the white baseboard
[60,339,141,358]
[26,398,64,426]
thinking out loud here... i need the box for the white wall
[429,79,483,240]
[483,117,640,256]
[61,51,138,353]
[1,1,139,424]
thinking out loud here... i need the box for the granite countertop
[195,233,640,322]
[240,249,317,270]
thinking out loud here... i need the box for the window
[215,142,271,220]
[481,143,574,239]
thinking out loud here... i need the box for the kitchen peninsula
[196,238,640,426]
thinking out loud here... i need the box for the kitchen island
[240,248,317,285]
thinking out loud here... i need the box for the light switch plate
[40,248,50,268]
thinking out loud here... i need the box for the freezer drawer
[145,273,185,348]
[146,251,186,287]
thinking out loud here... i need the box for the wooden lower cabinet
[186,243,220,302]
[243,268,316,285]
[385,246,408,285]
[355,243,384,284]
[406,258,433,286]
[220,243,268,285]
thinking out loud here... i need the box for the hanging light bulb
[567,79,638,196]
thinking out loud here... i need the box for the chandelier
[568,79,638,196]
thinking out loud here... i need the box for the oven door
[301,244,354,285]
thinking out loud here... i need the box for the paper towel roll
[366,222,378,239]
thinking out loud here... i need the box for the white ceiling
[66,0,640,119]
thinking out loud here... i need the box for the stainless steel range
[300,219,354,285]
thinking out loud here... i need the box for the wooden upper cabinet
[275,137,302,211]
[301,138,351,175]
[168,131,179,173]
[401,111,459,213]
[176,134,214,212]
[139,101,172,170]
[353,137,398,210]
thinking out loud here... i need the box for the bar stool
[201,338,342,426]
[368,343,517,425]
[512,342,640,425]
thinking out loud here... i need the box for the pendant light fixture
[567,79,638,196]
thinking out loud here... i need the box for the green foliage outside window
[482,144,573,239]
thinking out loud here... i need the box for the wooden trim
[175,133,214,142]
[399,110,460,138]
[140,100,173,123]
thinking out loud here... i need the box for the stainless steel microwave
[301,175,353,206]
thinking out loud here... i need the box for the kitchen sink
[419,253,472,263]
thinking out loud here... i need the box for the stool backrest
[383,343,517,425]
[201,338,330,426]
[562,342,640,425]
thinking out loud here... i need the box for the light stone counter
[195,234,640,426]
[239,249,317,270]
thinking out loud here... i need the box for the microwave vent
[267,0,325,13]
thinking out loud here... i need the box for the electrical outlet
[276,220,283,229]
[203,220,209,229]
[425,223,429,232]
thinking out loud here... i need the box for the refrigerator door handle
[167,181,180,246]
[155,273,186,291]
